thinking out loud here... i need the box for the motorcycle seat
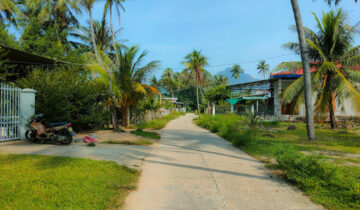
[47,122,68,127]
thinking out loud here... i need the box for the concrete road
[0,141,152,169]
[125,114,322,210]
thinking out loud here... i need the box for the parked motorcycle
[25,114,75,145]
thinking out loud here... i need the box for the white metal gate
[0,83,21,142]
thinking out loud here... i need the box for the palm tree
[275,9,360,129]
[103,0,125,62]
[70,18,121,51]
[257,60,270,80]
[85,51,120,130]
[230,64,243,80]
[82,0,121,131]
[161,68,176,98]
[182,50,209,116]
[289,0,316,140]
[150,75,162,106]
[0,0,20,24]
[213,75,229,86]
[30,0,82,32]
[113,45,160,126]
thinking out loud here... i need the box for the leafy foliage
[17,69,108,131]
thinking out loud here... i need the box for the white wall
[20,88,36,139]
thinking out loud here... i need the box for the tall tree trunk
[329,93,337,129]
[290,0,316,141]
[108,3,120,131]
[121,107,127,126]
[109,1,120,62]
[127,107,130,128]
[88,6,101,64]
[196,84,200,118]
[88,4,119,131]
[109,67,119,131]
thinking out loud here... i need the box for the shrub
[17,69,108,131]
[231,129,257,147]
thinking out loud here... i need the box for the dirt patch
[75,130,147,144]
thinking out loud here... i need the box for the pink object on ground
[83,136,98,143]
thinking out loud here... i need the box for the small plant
[84,136,98,146]
[87,142,96,147]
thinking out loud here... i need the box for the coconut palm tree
[182,50,209,116]
[161,68,177,98]
[257,60,270,80]
[230,64,243,80]
[85,50,121,131]
[70,18,121,51]
[289,0,316,140]
[113,45,160,126]
[103,0,124,62]
[275,9,360,129]
[0,0,20,24]
[213,75,229,86]
[150,75,162,106]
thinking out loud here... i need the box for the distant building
[227,67,360,121]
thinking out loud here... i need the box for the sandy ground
[125,114,323,210]
[75,129,145,143]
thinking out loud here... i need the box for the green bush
[275,149,360,209]
[17,69,108,131]
[196,114,253,146]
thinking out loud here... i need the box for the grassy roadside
[130,129,161,140]
[0,154,139,209]
[133,111,186,130]
[195,114,360,209]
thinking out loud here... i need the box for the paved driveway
[0,141,153,169]
[125,114,322,210]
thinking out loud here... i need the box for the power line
[1,53,293,68]
[170,53,293,70]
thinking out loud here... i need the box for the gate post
[20,89,36,139]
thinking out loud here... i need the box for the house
[227,67,360,121]
[0,44,66,82]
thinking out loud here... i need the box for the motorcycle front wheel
[58,129,73,145]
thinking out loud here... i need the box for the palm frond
[281,77,305,104]
[273,62,302,73]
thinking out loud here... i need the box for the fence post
[20,88,36,139]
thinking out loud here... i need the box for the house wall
[273,79,360,119]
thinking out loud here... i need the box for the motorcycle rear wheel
[25,130,37,142]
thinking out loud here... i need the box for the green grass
[0,154,139,210]
[103,138,153,145]
[130,129,161,140]
[195,114,360,209]
[134,111,185,130]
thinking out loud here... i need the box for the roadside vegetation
[0,154,139,209]
[130,129,161,140]
[134,111,186,130]
[195,114,360,209]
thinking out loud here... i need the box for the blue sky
[84,0,360,79]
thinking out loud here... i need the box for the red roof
[271,63,360,76]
